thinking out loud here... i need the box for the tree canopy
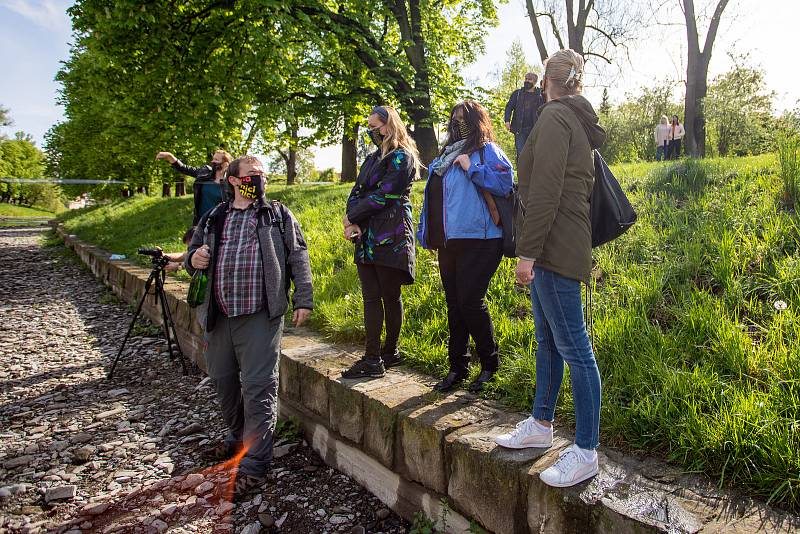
[47,0,500,193]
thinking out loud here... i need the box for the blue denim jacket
[417,142,514,249]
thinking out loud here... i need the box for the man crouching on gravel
[185,155,313,496]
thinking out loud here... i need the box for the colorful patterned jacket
[346,148,416,284]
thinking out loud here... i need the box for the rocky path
[0,225,408,534]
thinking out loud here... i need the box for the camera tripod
[108,253,189,379]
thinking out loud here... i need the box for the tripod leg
[156,275,189,376]
[108,273,157,379]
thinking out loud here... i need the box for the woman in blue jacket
[417,100,514,393]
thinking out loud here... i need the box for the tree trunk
[684,55,709,158]
[341,122,359,182]
[385,0,439,166]
[525,0,550,62]
[162,182,171,197]
[682,0,729,158]
[175,177,186,196]
[286,125,298,185]
[411,122,438,167]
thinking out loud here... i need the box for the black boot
[468,369,496,393]
[342,358,385,379]
[432,370,468,393]
[381,347,403,369]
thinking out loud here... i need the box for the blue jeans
[656,144,667,161]
[514,128,533,160]
[530,267,601,449]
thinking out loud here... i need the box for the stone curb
[55,223,800,534]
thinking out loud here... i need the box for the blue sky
[0,0,72,146]
[2,0,799,169]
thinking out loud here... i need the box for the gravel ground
[0,225,409,534]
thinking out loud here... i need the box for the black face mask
[367,127,385,148]
[210,162,219,171]
[451,119,472,142]
[238,174,265,200]
[523,81,534,90]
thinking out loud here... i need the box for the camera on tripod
[138,247,170,269]
[108,246,189,378]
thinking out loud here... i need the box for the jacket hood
[551,94,607,150]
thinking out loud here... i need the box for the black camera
[138,248,163,258]
[138,248,169,268]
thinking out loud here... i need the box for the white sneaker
[539,445,599,487]
[494,417,553,449]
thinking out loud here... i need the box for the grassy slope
[0,204,54,217]
[60,155,800,509]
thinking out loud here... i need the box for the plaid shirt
[214,204,264,317]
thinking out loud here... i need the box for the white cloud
[0,0,71,33]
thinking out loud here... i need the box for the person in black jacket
[340,106,419,379]
[156,149,232,225]
[504,72,545,161]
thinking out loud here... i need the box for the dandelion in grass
[344,294,351,301]
[773,300,788,311]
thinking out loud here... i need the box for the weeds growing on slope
[777,133,800,211]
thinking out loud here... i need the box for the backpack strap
[267,199,287,236]
[475,145,501,226]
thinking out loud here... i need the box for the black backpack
[559,101,637,247]
[589,150,637,247]
[479,147,521,258]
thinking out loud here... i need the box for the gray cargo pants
[204,309,282,476]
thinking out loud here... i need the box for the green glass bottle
[187,269,207,307]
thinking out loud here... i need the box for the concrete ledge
[56,223,800,534]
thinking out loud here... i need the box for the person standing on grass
[504,72,545,161]
[417,100,514,394]
[667,115,685,160]
[156,149,232,225]
[185,155,313,496]
[340,106,419,379]
[495,49,606,489]
[655,115,671,161]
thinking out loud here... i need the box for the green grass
[0,203,54,217]
[59,154,800,510]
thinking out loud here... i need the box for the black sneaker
[341,359,385,379]
[468,369,496,393]
[432,370,468,393]
[381,349,404,369]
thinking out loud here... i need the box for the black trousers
[667,139,681,159]
[438,239,503,374]
[357,263,406,360]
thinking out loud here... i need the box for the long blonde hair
[372,106,421,173]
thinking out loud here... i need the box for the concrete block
[279,352,301,402]
[361,376,430,469]
[327,375,364,444]
[295,349,355,420]
[397,392,497,494]
[446,412,552,534]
